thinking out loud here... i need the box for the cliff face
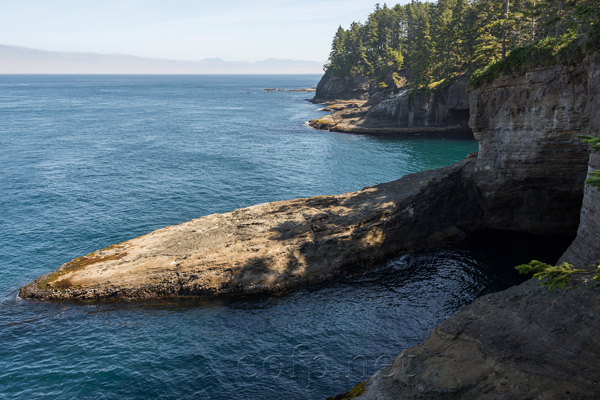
[469,64,590,234]
[365,76,470,130]
[562,151,600,265]
[339,55,600,400]
[313,70,373,102]
[309,75,471,134]
[561,53,600,266]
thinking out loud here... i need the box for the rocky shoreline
[334,274,600,400]
[20,157,483,300]
[309,74,472,136]
[308,101,473,137]
[18,50,600,398]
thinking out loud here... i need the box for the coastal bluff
[309,74,471,135]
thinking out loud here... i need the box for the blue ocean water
[0,75,566,399]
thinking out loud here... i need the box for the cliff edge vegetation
[310,0,599,135]
[321,0,599,94]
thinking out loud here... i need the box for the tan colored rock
[20,158,484,300]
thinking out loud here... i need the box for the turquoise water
[0,75,565,399]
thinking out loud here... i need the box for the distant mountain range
[0,44,324,74]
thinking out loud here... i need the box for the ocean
[0,75,567,399]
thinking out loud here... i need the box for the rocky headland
[309,73,472,136]
[19,48,600,398]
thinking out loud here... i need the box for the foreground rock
[344,276,600,400]
[20,158,482,300]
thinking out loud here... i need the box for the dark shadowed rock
[348,276,600,400]
[328,53,600,400]
[468,63,590,234]
[313,70,373,102]
[560,53,600,266]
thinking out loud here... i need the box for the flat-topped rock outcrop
[20,157,483,300]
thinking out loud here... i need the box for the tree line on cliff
[325,0,600,89]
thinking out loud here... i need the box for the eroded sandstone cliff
[313,70,374,102]
[332,54,600,400]
[468,63,590,234]
[309,75,471,135]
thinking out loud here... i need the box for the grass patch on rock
[468,34,593,90]
[326,380,366,400]
[37,243,127,291]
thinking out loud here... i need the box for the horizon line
[0,43,325,65]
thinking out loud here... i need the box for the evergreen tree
[327,26,348,76]
[410,6,434,86]
[322,0,599,89]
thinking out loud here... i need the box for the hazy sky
[0,0,398,63]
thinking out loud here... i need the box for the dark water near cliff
[0,75,569,399]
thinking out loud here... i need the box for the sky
[0,0,403,63]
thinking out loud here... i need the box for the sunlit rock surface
[20,158,483,300]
